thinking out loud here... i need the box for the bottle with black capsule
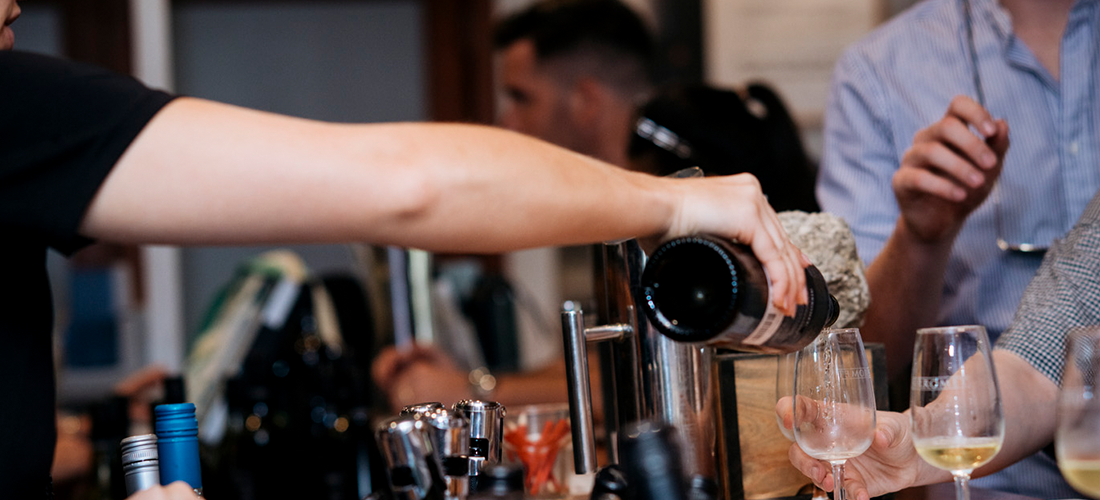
[640,235,839,353]
[154,402,204,497]
[85,396,131,500]
[619,421,688,500]
[589,465,628,500]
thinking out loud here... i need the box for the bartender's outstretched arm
[80,97,808,313]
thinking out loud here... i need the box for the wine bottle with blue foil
[155,402,204,497]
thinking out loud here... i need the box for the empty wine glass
[910,325,1003,500]
[777,351,828,500]
[793,328,877,500]
[777,352,797,440]
[1057,326,1100,498]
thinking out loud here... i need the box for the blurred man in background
[494,0,656,168]
[371,0,659,410]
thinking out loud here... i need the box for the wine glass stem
[831,461,848,500]
[953,473,971,500]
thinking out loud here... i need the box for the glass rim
[916,324,988,335]
[511,402,571,418]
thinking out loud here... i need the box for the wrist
[895,217,960,252]
[636,171,682,241]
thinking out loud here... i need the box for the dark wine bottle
[640,235,839,353]
[620,421,686,500]
[86,396,130,500]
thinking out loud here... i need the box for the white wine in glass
[793,328,877,500]
[910,325,1003,500]
[913,436,1003,472]
[1057,326,1100,498]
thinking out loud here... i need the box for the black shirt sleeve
[0,51,176,253]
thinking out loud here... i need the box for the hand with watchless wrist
[893,95,1009,244]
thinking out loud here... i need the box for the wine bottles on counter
[619,421,687,500]
[640,235,839,353]
[120,434,160,496]
[85,396,131,500]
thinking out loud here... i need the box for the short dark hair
[494,0,655,88]
[629,83,820,213]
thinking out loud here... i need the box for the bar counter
[897,483,1049,500]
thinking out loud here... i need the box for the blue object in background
[64,268,119,367]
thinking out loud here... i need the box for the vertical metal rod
[561,303,598,474]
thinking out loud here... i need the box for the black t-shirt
[0,51,175,497]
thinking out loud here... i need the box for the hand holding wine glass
[793,328,877,500]
[910,325,1003,500]
[1057,326,1100,498]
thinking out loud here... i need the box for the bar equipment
[422,408,473,500]
[453,399,506,490]
[467,464,526,500]
[561,237,840,497]
[403,402,447,417]
[377,414,448,500]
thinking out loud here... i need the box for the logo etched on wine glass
[911,375,966,392]
[793,328,876,500]
[910,325,1003,500]
[1057,326,1100,498]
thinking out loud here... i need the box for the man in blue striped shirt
[817,0,1098,496]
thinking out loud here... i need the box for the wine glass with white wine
[910,325,1003,500]
[1057,326,1100,498]
[793,328,877,500]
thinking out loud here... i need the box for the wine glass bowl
[793,328,877,500]
[1057,326,1100,498]
[910,325,1003,500]
[776,352,797,441]
[777,351,829,500]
